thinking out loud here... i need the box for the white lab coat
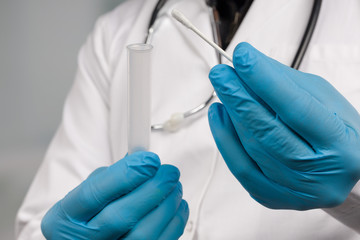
[16,0,360,239]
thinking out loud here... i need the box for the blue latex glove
[208,42,360,210]
[41,151,189,239]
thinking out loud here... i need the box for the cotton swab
[171,9,233,63]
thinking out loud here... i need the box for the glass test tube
[127,43,153,154]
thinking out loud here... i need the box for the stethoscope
[145,0,322,132]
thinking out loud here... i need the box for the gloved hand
[41,151,189,239]
[208,42,360,210]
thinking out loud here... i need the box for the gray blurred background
[0,0,124,238]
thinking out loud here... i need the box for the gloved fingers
[208,65,314,163]
[158,200,189,240]
[61,151,160,222]
[87,166,107,178]
[208,102,269,197]
[124,182,184,240]
[87,165,180,239]
[41,201,101,239]
[208,102,313,210]
[230,42,346,148]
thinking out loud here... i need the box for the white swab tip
[171,8,233,63]
[171,9,193,29]
[171,9,183,21]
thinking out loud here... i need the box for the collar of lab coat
[228,0,313,65]
[162,0,313,66]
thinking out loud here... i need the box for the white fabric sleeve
[323,181,360,233]
[15,14,115,239]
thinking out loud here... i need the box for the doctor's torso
[16,0,360,239]
[105,0,360,239]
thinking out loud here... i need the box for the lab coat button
[186,220,193,232]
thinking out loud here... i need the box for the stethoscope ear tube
[291,0,322,70]
[147,0,168,38]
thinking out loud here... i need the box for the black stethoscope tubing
[291,0,322,69]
